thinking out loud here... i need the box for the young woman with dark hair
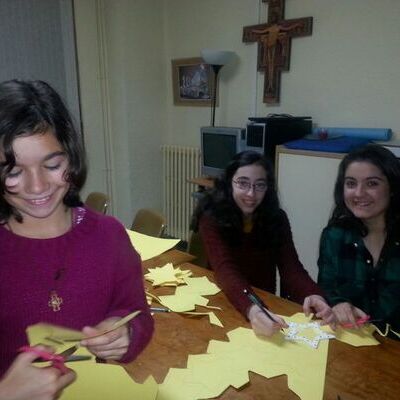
[0,80,153,376]
[318,144,400,337]
[192,151,334,337]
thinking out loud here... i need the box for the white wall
[164,0,260,146]
[74,0,400,226]
[164,0,400,142]
[254,0,400,132]
[74,0,165,225]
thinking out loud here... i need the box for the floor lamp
[201,49,235,127]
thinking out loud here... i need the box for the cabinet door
[277,152,342,280]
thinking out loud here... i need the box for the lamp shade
[201,49,235,66]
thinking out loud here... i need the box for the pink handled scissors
[19,345,80,374]
[341,315,372,328]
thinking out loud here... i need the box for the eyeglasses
[232,179,267,192]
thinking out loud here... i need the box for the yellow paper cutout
[27,311,141,345]
[286,313,379,347]
[27,323,81,345]
[158,314,330,400]
[126,229,180,261]
[180,311,224,327]
[147,271,222,327]
[208,312,224,327]
[301,327,318,339]
[284,320,335,349]
[321,323,379,347]
[158,292,209,312]
[183,276,221,295]
[60,362,158,400]
[26,324,92,359]
[145,263,192,286]
[201,305,222,311]
[157,313,380,400]
[166,277,220,308]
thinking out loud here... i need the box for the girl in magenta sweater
[192,151,334,337]
[0,80,153,377]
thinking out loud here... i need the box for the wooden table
[187,176,215,190]
[124,250,400,400]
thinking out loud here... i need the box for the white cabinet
[275,146,344,280]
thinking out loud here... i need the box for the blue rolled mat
[284,137,371,153]
[312,127,392,141]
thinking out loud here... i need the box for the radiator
[161,145,201,242]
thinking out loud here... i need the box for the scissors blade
[58,344,80,359]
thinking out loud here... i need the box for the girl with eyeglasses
[192,151,334,337]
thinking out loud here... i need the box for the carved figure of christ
[243,0,313,103]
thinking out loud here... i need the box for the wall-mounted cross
[243,0,313,104]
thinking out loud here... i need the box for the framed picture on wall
[172,57,217,106]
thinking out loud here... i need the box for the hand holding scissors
[19,344,90,374]
[0,346,77,400]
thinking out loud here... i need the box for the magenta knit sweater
[0,207,153,376]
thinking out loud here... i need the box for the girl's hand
[81,316,130,361]
[0,347,76,400]
[303,295,337,330]
[247,304,288,337]
[332,302,368,329]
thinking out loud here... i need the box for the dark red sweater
[199,212,323,317]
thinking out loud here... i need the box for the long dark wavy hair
[0,79,87,223]
[329,144,400,236]
[191,150,284,247]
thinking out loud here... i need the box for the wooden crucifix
[243,0,312,104]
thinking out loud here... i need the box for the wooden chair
[84,192,109,214]
[187,230,209,269]
[131,208,166,238]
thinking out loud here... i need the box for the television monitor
[201,126,245,177]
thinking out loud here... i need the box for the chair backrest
[84,192,109,214]
[131,208,166,238]
[187,230,209,269]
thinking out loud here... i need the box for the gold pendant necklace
[48,267,66,312]
[48,290,63,312]
[46,211,74,312]
[7,209,75,313]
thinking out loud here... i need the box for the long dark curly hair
[191,150,284,247]
[329,144,400,236]
[0,79,87,223]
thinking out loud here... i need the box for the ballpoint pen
[150,306,171,313]
[243,289,280,324]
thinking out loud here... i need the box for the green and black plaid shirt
[318,226,400,334]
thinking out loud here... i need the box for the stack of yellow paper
[145,263,193,286]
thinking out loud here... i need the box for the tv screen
[201,126,244,177]
[203,133,237,169]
